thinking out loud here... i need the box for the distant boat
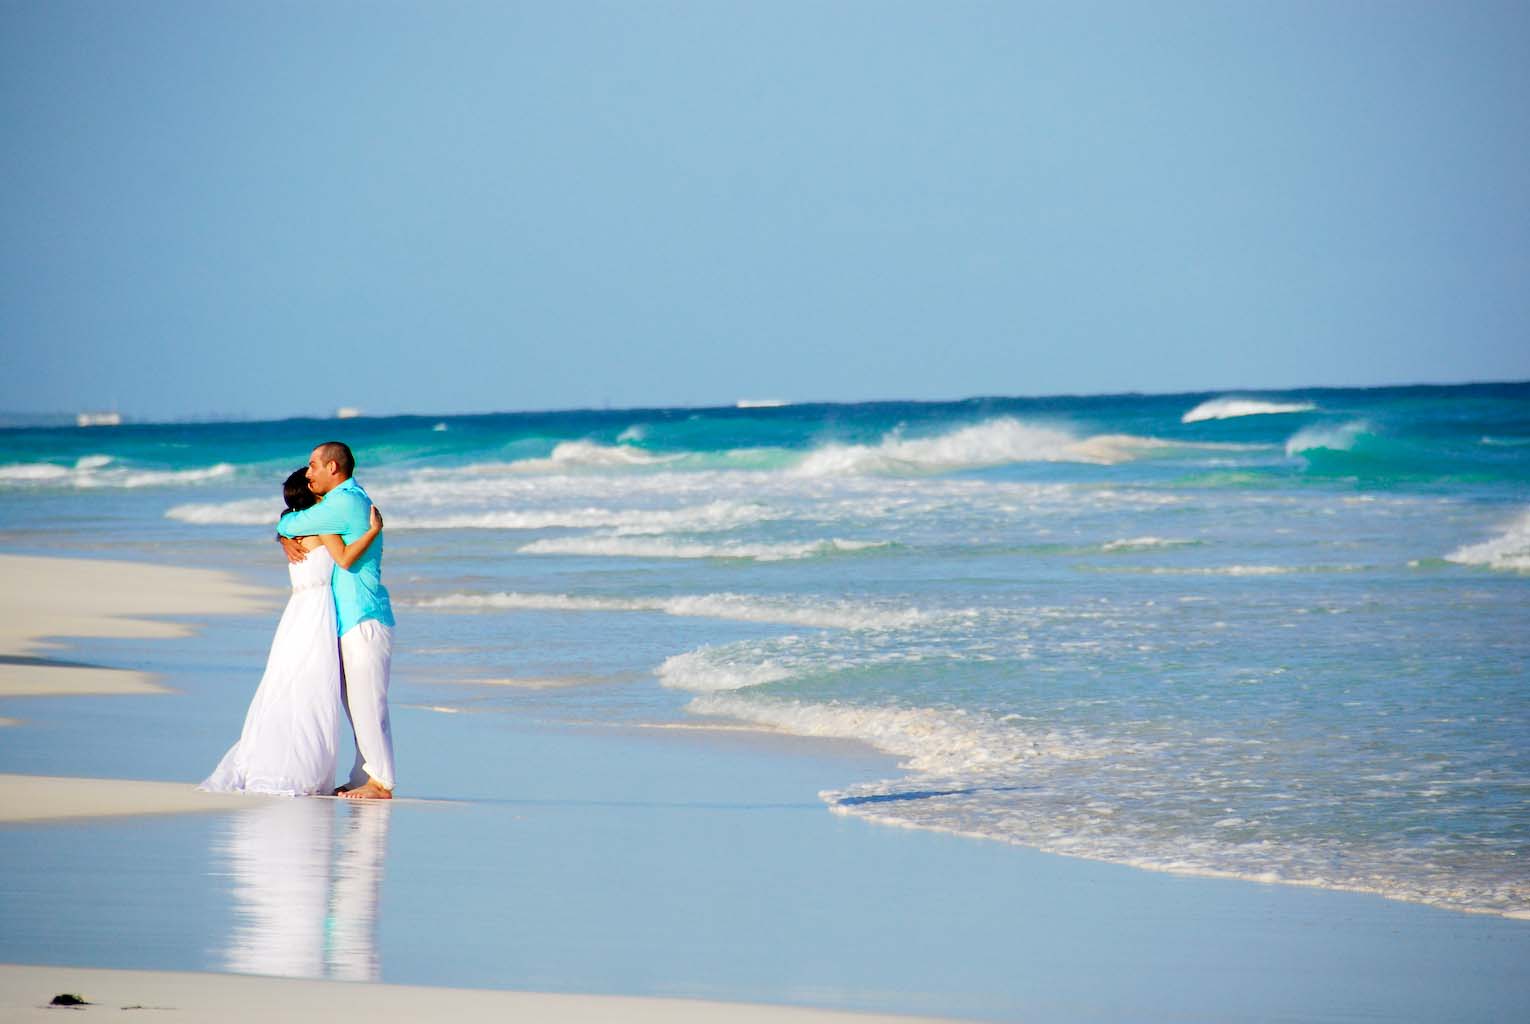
[335,407,362,419]
[736,399,788,409]
[76,411,122,427]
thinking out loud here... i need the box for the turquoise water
[3,382,1527,916]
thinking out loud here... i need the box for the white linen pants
[339,620,395,791]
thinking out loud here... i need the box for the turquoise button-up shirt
[277,477,395,636]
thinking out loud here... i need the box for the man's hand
[277,535,308,564]
[369,505,383,531]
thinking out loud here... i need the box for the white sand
[0,774,272,823]
[0,555,280,821]
[0,965,959,1023]
[0,554,961,1021]
[0,553,274,697]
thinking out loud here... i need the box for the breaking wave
[689,693,1084,774]
[167,496,778,534]
[397,500,776,534]
[792,418,1163,476]
[413,590,927,631]
[1183,397,1316,423]
[658,653,796,694]
[686,689,1530,917]
[1446,508,1530,572]
[0,458,235,489]
[1097,536,1195,553]
[518,535,893,562]
[506,441,683,472]
[1285,421,1369,457]
[166,498,283,525]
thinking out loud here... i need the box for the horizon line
[5,376,1528,429]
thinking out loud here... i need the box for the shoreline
[0,553,274,699]
[0,550,957,1021]
[4,549,1530,1021]
[0,774,273,823]
[0,965,958,1023]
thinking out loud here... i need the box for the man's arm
[277,492,362,538]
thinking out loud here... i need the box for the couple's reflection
[216,798,390,980]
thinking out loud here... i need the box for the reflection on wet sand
[216,799,391,980]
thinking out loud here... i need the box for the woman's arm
[319,505,383,570]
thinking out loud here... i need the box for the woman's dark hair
[283,469,317,513]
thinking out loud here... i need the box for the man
[277,441,396,800]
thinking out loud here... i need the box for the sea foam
[518,535,892,562]
[1446,508,1530,572]
[687,693,1085,775]
[1098,536,1194,553]
[166,498,284,525]
[657,652,797,693]
[414,590,926,631]
[1,460,235,489]
[506,441,682,472]
[1182,397,1316,423]
[1285,421,1368,457]
[792,418,1160,476]
[398,500,776,534]
[167,493,778,534]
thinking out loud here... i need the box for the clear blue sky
[3,1,1527,420]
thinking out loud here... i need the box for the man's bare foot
[340,779,392,800]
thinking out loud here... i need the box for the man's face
[306,448,341,496]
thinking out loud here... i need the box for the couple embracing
[201,442,396,800]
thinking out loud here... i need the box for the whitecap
[2,460,235,489]
[1445,508,1530,572]
[1104,565,1303,576]
[517,535,891,562]
[398,500,777,535]
[792,418,1162,476]
[166,497,283,525]
[412,590,926,631]
[0,462,72,483]
[107,463,236,488]
[1285,421,1368,457]
[506,440,681,473]
[1098,536,1194,553]
[1182,397,1316,423]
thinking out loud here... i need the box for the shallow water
[5,705,1530,1023]
[3,382,1528,917]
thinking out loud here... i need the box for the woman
[200,470,383,796]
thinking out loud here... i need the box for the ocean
[3,382,1527,918]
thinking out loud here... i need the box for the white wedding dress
[201,547,342,796]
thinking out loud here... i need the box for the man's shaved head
[315,441,355,478]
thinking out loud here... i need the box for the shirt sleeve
[277,492,361,537]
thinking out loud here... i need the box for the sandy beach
[0,774,268,823]
[0,551,957,1021]
[0,554,279,822]
[0,965,954,1023]
[3,549,1529,1022]
[0,553,272,699]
